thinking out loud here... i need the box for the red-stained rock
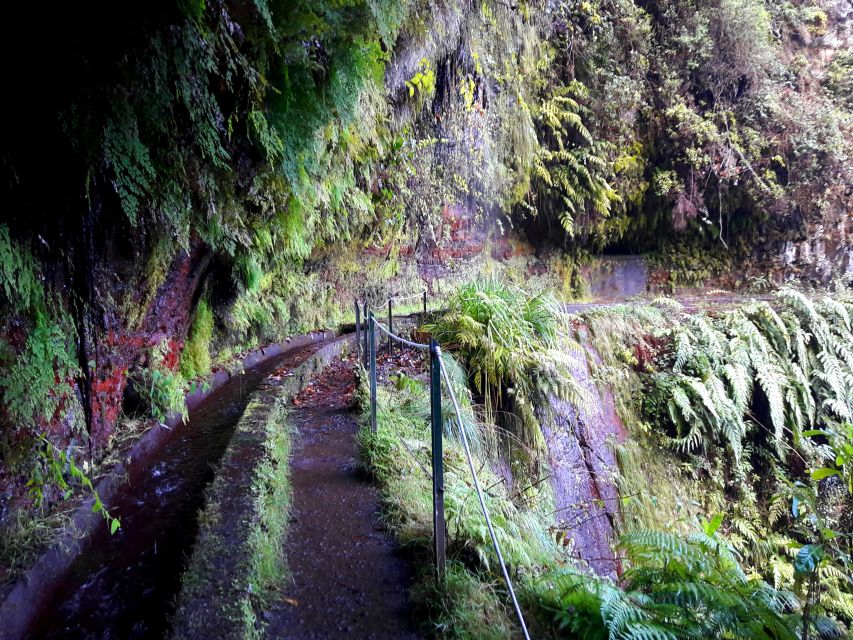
[82,240,211,448]
[418,203,489,282]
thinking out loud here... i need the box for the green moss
[180,300,214,380]
[171,395,293,640]
[550,253,592,301]
[357,377,562,638]
[127,236,175,330]
[246,400,292,604]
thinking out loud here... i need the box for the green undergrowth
[357,377,565,638]
[132,339,188,424]
[356,346,832,639]
[0,507,74,592]
[412,560,517,640]
[530,527,810,640]
[571,301,723,533]
[171,395,293,640]
[571,290,853,636]
[647,240,742,290]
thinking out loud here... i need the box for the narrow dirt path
[266,355,422,640]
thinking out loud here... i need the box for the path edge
[170,335,354,640]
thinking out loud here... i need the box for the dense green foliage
[513,0,852,260]
[1,0,417,534]
[426,280,588,449]
[0,227,80,431]
[569,292,853,635]
[539,528,810,640]
[180,301,214,380]
[3,0,850,451]
[659,289,853,473]
[358,375,559,638]
[361,283,853,639]
[643,290,853,632]
[0,0,850,626]
[530,83,620,239]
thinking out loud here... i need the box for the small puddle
[28,341,328,640]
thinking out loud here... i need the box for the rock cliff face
[1,0,851,532]
[84,243,211,445]
[775,1,853,284]
[538,334,627,578]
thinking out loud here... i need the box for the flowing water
[28,341,328,640]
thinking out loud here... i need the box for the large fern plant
[531,82,620,237]
[660,289,853,474]
[425,279,589,448]
[535,526,844,640]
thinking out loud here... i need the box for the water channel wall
[0,331,336,640]
[170,334,355,640]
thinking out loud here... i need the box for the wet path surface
[29,339,331,640]
[266,356,421,640]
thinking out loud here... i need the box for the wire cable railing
[355,290,431,360]
[373,318,430,351]
[365,288,429,311]
[364,312,531,638]
[437,348,531,640]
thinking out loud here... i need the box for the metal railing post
[354,301,361,362]
[363,301,369,367]
[388,299,393,355]
[429,339,446,579]
[369,312,377,433]
[423,290,427,318]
